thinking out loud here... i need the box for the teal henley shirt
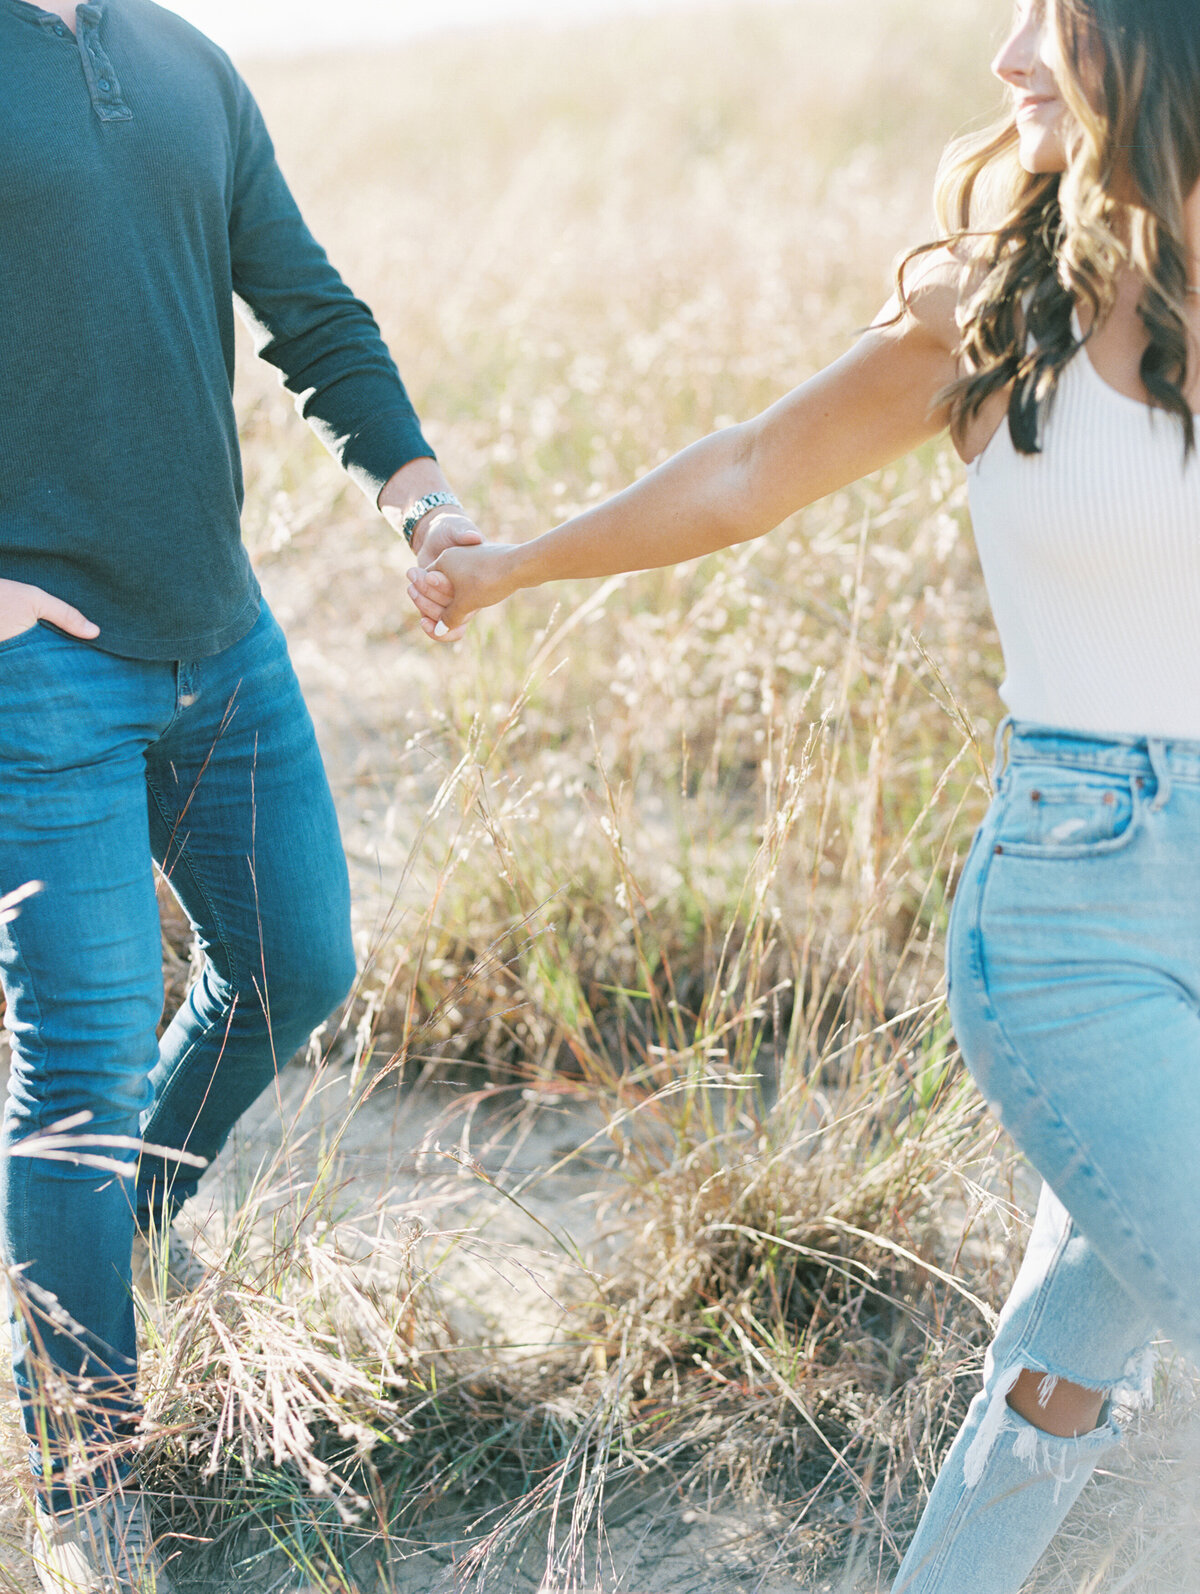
[0,0,434,660]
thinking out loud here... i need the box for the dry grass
[1,2,1197,1590]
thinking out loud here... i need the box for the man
[0,2,480,1587]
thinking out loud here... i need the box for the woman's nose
[993,16,1040,86]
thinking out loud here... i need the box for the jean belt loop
[991,715,1014,789]
[1147,738,1172,811]
[176,661,198,709]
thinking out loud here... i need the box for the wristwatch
[399,492,462,548]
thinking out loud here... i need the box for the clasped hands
[399,512,491,643]
[378,459,507,643]
[406,541,517,640]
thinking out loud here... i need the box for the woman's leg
[0,628,175,1501]
[136,604,357,1227]
[893,1183,1154,1593]
[954,737,1200,1359]
[896,729,1200,1590]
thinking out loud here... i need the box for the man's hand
[409,507,484,568]
[0,579,99,644]
[378,458,486,640]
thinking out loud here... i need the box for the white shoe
[31,1488,175,1594]
[130,1226,209,1300]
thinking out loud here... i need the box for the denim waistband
[997,716,1200,787]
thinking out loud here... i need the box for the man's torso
[0,0,258,660]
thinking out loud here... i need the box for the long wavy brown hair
[911,0,1200,455]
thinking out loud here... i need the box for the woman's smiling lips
[1015,94,1059,121]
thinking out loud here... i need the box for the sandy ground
[0,1047,841,1593]
[182,1072,836,1594]
[0,1071,837,1593]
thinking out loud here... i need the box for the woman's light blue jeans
[0,604,356,1507]
[894,719,1200,1591]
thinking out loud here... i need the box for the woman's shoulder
[894,245,977,356]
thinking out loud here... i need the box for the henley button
[99,79,112,92]
[54,22,66,34]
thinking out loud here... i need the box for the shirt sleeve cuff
[339,408,437,503]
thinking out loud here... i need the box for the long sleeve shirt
[0,0,434,659]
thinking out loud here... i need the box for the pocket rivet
[995,844,1004,855]
[1103,791,1116,805]
[1030,790,1041,803]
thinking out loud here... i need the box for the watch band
[399,491,462,548]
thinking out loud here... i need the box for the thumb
[449,524,484,548]
[33,593,100,640]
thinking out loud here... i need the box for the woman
[407,2,1200,1588]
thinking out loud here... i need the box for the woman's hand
[406,544,523,639]
[0,579,98,644]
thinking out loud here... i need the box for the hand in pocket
[0,579,98,643]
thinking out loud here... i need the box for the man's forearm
[229,76,438,505]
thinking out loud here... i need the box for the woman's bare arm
[408,256,963,634]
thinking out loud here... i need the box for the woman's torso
[963,290,1200,742]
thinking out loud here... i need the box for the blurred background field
[237,0,1002,1064]
[5,1,1200,1590]
[166,0,720,57]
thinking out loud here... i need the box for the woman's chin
[1015,129,1068,176]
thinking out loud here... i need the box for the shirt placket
[74,3,133,123]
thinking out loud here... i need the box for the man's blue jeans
[895,720,1200,1591]
[0,604,356,1503]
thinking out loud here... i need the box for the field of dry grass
[2,2,1199,1590]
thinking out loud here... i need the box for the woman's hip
[949,717,1200,1014]
[945,718,1200,1355]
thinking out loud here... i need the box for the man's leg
[0,627,174,1499]
[136,603,357,1227]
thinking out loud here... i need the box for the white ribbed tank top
[967,325,1200,741]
